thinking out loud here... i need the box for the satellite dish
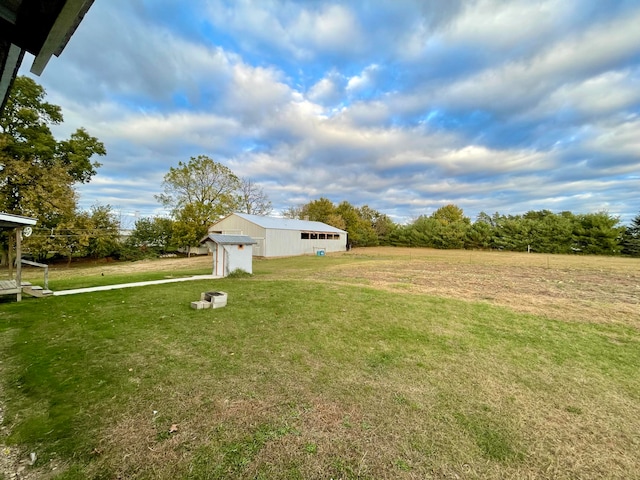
[23,226,33,237]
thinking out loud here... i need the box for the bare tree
[238,177,272,216]
[281,205,302,219]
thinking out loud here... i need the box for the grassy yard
[1,249,639,479]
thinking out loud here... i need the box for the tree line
[2,76,639,264]
[284,199,640,257]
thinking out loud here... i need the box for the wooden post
[16,227,22,301]
[8,232,14,279]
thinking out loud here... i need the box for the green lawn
[1,254,639,479]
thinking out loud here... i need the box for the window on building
[301,232,310,239]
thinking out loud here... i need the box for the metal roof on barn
[231,213,346,233]
[200,234,257,245]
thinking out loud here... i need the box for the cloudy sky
[18,0,640,226]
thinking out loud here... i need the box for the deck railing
[20,259,49,290]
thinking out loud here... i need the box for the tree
[24,205,120,264]
[621,212,640,257]
[335,201,378,247]
[156,155,241,222]
[281,205,302,219]
[85,205,120,259]
[171,202,211,256]
[359,205,395,245]
[1,77,105,195]
[129,217,174,253]
[57,128,105,183]
[238,177,272,216]
[431,204,467,224]
[427,204,470,249]
[572,212,623,255]
[0,76,105,264]
[300,197,336,223]
[465,219,492,249]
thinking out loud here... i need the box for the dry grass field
[325,247,640,327]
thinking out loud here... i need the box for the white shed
[200,234,257,276]
[208,213,347,258]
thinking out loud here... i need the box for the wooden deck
[1,279,53,299]
[0,279,21,295]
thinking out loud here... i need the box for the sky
[18,0,640,227]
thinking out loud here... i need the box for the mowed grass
[1,251,639,479]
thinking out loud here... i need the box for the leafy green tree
[427,204,470,249]
[172,202,211,256]
[407,216,432,247]
[25,211,93,265]
[0,77,105,212]
[57,128,105,183]
[299,197,336,224]
[130,217,174,252]
[431,204,467,224]
[25,205,120,263]
[0,76,105,264]
[359,205,395,245]
[156,155,241,222]
[156,155,243,251]
[335,201,378,247]
[86,205,121,259]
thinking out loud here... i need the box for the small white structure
[209,213,347,257]
[200,234,257,276]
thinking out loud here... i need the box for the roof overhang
[200,234,257,246]
[0,211,37,229]
[0,0,95,114]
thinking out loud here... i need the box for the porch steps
[21,282,53,298]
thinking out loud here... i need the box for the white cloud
[24,0,640,224]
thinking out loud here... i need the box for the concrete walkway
[52,275,220,296]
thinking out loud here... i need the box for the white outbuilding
[208,213,347,258]
[200,234,257,276]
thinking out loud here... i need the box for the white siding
[204,241,254,276]
[265,229,346,257]
[209,214,347,258]
[209,215,267,239]
[224,244,253,274]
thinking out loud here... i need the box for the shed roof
[200,234,257,246]
[0,212,37,229]
[228,213,346,234]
